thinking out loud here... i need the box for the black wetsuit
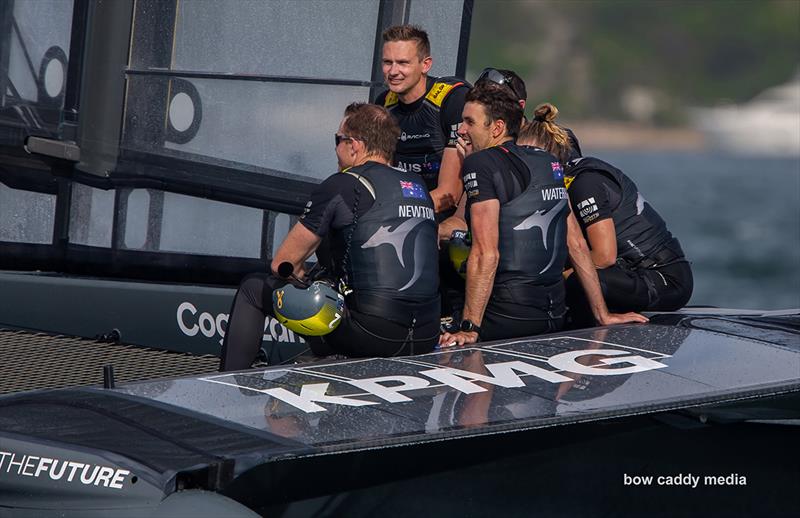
[463,142,570,341]
[220,162,440,371]
[376,76,469,193]
[564,157,693,326]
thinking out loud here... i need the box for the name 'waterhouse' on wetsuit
[463,142,570,340]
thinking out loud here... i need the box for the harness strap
[492,280,565,308]
[347,292,440,328]
[630,245,687,270]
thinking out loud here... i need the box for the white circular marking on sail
[169,92,194,132]
[44,59,64,98]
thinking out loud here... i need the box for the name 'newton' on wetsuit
[219,162,441,369]
[330,162,440,312]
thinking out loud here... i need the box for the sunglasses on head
[335,134,354,146]
[476,68,521,100]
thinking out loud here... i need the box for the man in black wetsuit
[376,25,469,216]
[439,83,646,346]
[563,156,693,324]
[220,103,440,371]
[437,68,585,242]
[377,25,470,320]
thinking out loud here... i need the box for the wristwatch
[460,319,482,335]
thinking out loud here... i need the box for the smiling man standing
[376,25,469,217]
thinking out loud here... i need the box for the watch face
[460,320,475,332]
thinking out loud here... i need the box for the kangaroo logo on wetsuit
[494,144,570,285]
[334,163,438,300]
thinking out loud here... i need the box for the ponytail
[519,103,572,163]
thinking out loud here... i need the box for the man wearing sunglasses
[376,25,469,217]
[220,103,440,370]
[474,67,583,160]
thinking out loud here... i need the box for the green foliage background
[466,0,800,124]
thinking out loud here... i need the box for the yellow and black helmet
[448,230,471,279]
[272,281,345,336]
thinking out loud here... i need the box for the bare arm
[437,135,472,242]
[270,223,322,278]
[437,193,468,242]
[430,147,464,214]
[585,218,618,268]
[439,199,500,345]
[567,211,648,325]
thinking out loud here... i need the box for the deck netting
[0,328,219,395]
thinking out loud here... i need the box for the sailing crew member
[438,67,584,243]
[220,103,440,371]
[519,102,693,326]
[440,84,646,346]
[377,25,470,320]
[376,24,469,216]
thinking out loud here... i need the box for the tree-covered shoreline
[467,0,800,125]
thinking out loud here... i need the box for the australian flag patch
[400,180,427,199]
[551,162,564,181]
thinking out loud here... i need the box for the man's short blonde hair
[382,25,431,60]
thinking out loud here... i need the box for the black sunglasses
[335,133,360,147]
[334,134,355,146]
[476,68,521,100]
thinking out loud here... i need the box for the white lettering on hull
[0,452,131,489]
[177,301,304,347]
[255,349,669,413]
